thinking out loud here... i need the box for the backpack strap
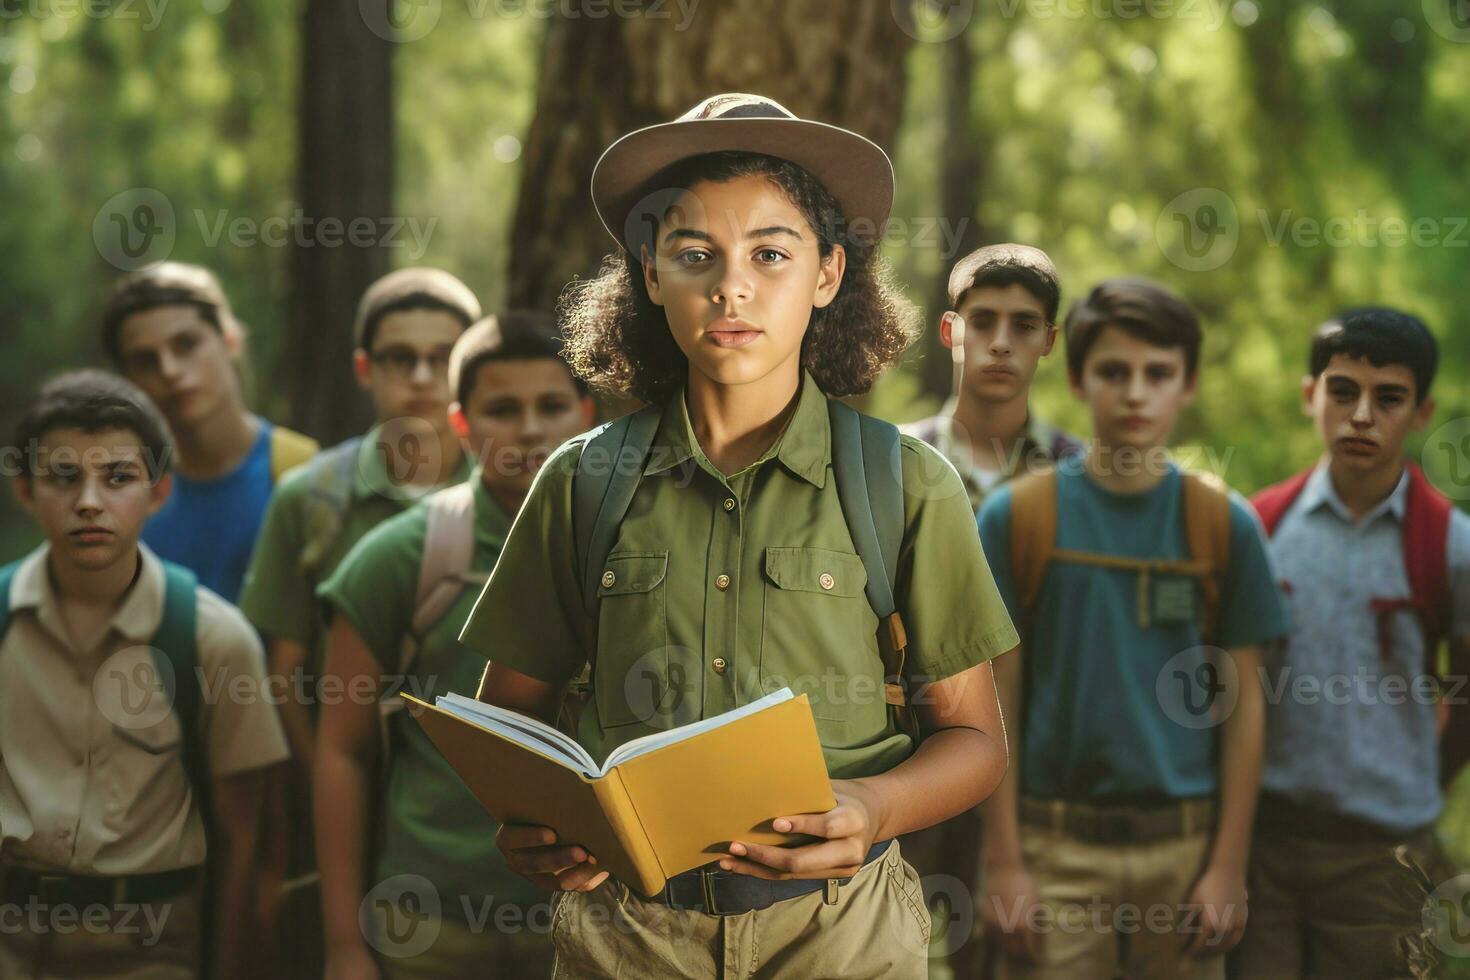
[400,482,484,679]
[1008,468,1060,628]
[151,564,208,824]
[827,400,913,734]
[299,437,364,575]
[0,560,19,646]
[1009,467,1232,644]
[268,425,320,484]
[1250,468,1315,537]
[573,406,663,619]
[1181,470,1233,646]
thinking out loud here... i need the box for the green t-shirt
[317,472,543,914]
[239,428,471,663]
[459,370,1020,780]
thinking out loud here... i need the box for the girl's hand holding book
[718,779,883,880]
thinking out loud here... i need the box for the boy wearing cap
[901,244,1082,515]
[1,371,289,979]
[103,262,320,604]
[977,279,1287,979]
[1229,309,1469,979]
[461,93,1016,979]
[238,267,477,977]
[315,313,595,979]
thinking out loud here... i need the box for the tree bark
[509,0,916,313]
[287,0,395,442]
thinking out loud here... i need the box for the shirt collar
[10,542,167,652]
[1300,461,1409,526]
[643,369,831,488]
[930,399,1055,474]
[352,425,472,504]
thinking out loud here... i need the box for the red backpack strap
[1402,462,1454,654]
[1250,468,1315,538]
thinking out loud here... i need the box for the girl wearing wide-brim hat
[461,93,1018,977]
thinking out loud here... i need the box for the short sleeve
[977,486,1019,623]
[238,470,316,646]
[195,590,291,777]
[1216,492,1290,650]
[894,435,1019,683]
[1449,508,1470,639]
[316,509,422,670]
[458,438,590,687]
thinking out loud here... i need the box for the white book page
[436,693,599,777]
[599,688,794,773]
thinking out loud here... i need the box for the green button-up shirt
[240,426,471,660]
[459,371,1018,779]
[316,471,542,911]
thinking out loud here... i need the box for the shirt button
[819,572,835,591]
[715,574,731,591]
[601,570,617,589]
[723,497,736,512]
[712,657,728,673]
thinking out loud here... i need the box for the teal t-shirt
[977,455,1288,801]
[317,474,544,918]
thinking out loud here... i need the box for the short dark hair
[562,150,921,404]
[948,243,1061,323]
[10,370,173,484]
[1309,307,1437,402]
[101,262,238,365]
[1063,277,1202,382]
[449,311,588,406]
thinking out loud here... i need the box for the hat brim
[591,117,895,248]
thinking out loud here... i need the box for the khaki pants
[994,825,1225,980]
[549,839,930,979]
[0,877,202,980]
[1228,823,1443,979]
[367,898,556,980]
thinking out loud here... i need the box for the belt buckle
[699,867,722,916]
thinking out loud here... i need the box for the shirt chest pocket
[759,547,886,743]
[594,551,674,729]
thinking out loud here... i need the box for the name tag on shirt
[1152,575,1199,625]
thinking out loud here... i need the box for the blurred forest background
[4,0,1469,541]
[4,0,1470,969]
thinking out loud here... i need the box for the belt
[0,863,198,908]
[650,838,893,916]
[1255,792,1420,845]
[1021,796,1216,844]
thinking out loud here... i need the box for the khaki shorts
[550,839,930,979]
[994,824,1225,980]
[0,876,201,980]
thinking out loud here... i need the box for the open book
[402,688,836,897]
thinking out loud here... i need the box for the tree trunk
[509,0,916,313]
[287,0,395,443]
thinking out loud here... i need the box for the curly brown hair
[561,152,920,405]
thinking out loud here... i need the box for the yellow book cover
[401,689,836,897]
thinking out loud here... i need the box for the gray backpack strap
[573,405,662,617]
[827,400,903,618]
[828,399,915,736]
[299,436,364,574]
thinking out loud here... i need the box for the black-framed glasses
[369,346,452,379]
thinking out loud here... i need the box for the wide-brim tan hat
[591,93,895,247]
